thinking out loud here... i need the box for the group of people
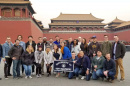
[0,35,126,83]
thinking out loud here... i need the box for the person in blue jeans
[103,53,116,83]
[92,50,105,80]
[68,51,80,79]
[21,45,34,79]
[78,51,91,81]
[8,39,24,79]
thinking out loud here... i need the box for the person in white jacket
[52,44,62,77]
[71,39,81,56]
[35,45,44,78]
[44,46,53,77]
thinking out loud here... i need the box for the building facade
[0,0,43,43]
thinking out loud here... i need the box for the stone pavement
[0,52,130,86]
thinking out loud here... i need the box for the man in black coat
[8,39,24,79]
[111,35,126,81]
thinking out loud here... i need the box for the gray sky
[31,0,130,28]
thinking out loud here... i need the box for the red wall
[0,20,43,44]
[43,31,130,42]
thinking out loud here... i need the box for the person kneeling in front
[103,53,116,83]
[92,50,105,80]
[78,51,91,81]
[68,51,80,80]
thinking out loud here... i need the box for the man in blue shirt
[53,35,60,48]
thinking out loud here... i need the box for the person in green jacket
[92,50,105,80]
[101,35,112,57]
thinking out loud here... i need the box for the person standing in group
[68,51,80,80]
[60,42,72,60]
[80,38,88,56]
[48,38,54,50]
[35,37,44,75]
[17,35,26,75]
[88,36,101,62]
[53,35,60,48]
[66,37,73,52]
[26,36,36,75]
[35,46,44,78]
[103,53,116,83]
[0,43,3,80]
[78,51,91,81]
[92,51,105,80]
[2,37,13,79]
[8,39,24,79]
[88,37,93,46]
[21,45,34,79]
[111,35,126,81]
[78,37,82,47]
[71,39,81,56]
[52,44,62,77]
[44,46,53,77]
[101,35,112,58]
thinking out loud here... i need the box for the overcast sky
[31,0,130,28]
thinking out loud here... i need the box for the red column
[20,8,22,17]
[25,8,28,18]
[12,8,14,17]
[0,8,1,17]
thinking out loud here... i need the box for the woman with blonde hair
[44,46,53,77]
[21,45,34,79]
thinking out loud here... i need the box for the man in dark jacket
[26,36,36,75]
[88,36,101,61]
[103,53,116,83]
[8,39,24,79]
[68,51,80,79]
[78,51,91,81]
[111,35,126,81]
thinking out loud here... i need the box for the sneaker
[76,77,79,80]
[36,75,39,78]
[105,78,110,82]
[39,74,42,78]
[32,72,35,75]
[0,78,2,80]
[5,76,8,79]
[29,76,32,79]
[25,76,28,79]
[42,72,44,75]
[81,76,85,80]
[120,79,125,82]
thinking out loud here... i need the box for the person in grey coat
[35,45,44,78]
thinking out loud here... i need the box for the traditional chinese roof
[115,21,130,29]
[108,17,125,25]
[51,13,104,21]
[49,22,106,26]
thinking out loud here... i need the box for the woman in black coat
[22,45,34,79]
[80,38,88,56]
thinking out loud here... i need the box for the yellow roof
[51,13,104,21]
[0,0,30,4]
[115,21,130,29]
[49,22,106,26]
[108,17,125,24]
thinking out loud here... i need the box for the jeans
[68,68,80,79]
[78,68,90,81]
[13,60,21,78]
[4,58,12,77]
[23,65,32,76]
[108,71,116,80]
[92,69,104,80]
